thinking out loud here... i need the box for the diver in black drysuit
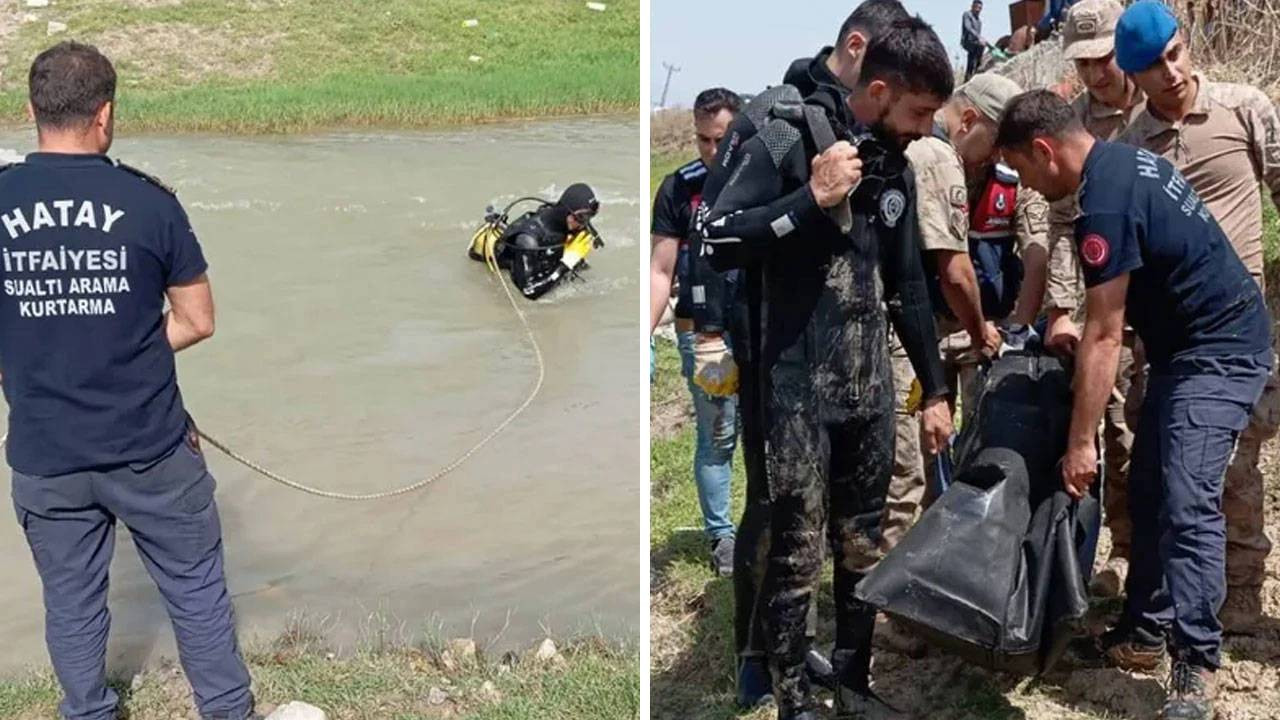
[690,46,911,708]
[696,75,948,717]
[496,183,599,300]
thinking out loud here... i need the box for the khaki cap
[1063,0,1124,60]
[956,73,1023,122]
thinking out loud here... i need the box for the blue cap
[1115,1,1179,73]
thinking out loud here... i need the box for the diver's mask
[570,198,604,248]
[847,131,909,214]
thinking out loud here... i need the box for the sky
[650,0,1008,107]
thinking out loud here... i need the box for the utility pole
[659,62,680,108]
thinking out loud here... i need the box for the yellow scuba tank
[467,220,505,273]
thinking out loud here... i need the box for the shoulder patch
[1080,233,1110,268]
[677,158,706,182]
[116,161,177,196]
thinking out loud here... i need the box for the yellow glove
[562,230,595,270]
[693,334,739,397]
[905,378,923,414]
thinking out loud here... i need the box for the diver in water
[468,183,602,300]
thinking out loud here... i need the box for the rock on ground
[266,702,327,720]
[534,638,558,662]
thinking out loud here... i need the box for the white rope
[2,269,544,502]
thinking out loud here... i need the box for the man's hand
[979,321,1002,358]
[1061,440,1098,499]
[1045,311,1081,357]
[808,141,863,208]
[692,333,739,397]
[920,397,954,455]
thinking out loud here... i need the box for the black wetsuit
[689,46,872,678]
[497,205,573,300]
[698,58,947,715]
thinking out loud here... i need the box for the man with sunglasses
[701,18,954,720]
[496,183,600,300]
[1039,0,1145,600]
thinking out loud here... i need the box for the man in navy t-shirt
[1,43,256,720]
[996,90,1270,720]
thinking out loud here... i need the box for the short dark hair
[693,87,742,118]
[995,90,1084,151]
[836,0,911,46]
[28,42,116,131]
[857,17,954,100]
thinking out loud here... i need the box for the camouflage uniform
[879,132,970,552]
[699,84,948,715]
[1045,88,1145,569]
[879,129,1049,553]
[882,331,926,552]
[940,163,1048,416]
[1117,77,1280,628]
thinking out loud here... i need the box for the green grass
[0,635,639,720]
[0,0,638,133]
[650,152,686,198]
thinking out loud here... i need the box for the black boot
[832,648,905,720]
[768,650,814,720]
[805,648,836,691]
[736,654,774,709]
[1159,657,1217,720]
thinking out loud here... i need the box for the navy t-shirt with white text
[0,153,207,475]
[1075,141,1270,369]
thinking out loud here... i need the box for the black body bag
[855,349,1101,676]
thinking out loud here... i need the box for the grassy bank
[0,0,639,133]
[0,628,639,720]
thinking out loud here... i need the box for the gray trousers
[11,435,253,720]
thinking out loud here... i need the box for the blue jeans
[11,436,254,720]
[677,330,738,541]
[1124,352,1270,669]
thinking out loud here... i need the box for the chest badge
[879,189,906,228]
[994,191,1008,212]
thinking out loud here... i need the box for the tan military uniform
[1119,76,1280,627]
[941,143,1049,421]
[878,133,1048,551]
[1045,89,1145,313]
